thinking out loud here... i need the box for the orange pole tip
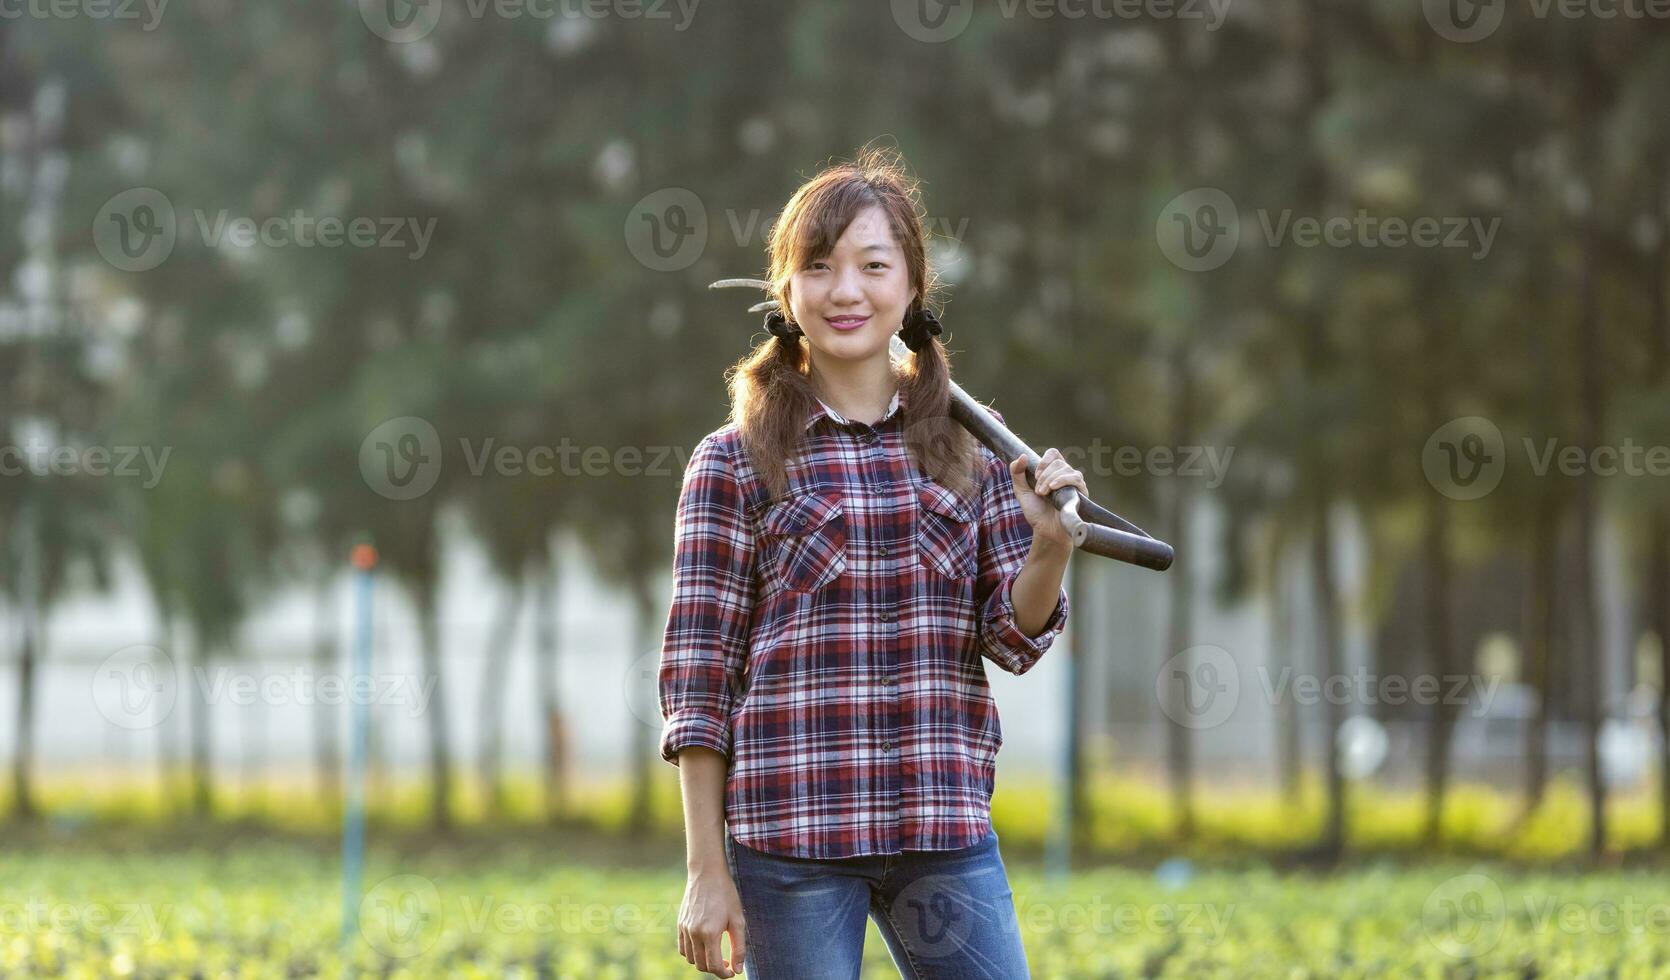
[350,544,379,570]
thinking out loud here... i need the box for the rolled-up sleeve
[972,413,1069,675]
[658,433,755,766]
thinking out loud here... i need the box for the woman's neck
[808,354,898,426]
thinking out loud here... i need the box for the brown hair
[724,144,982,503]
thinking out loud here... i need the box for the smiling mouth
[826,315,870,330]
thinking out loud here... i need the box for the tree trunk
[1421,489,1457,846]
[159,612,178,806]
[243,670,265,815]
[1521,494,1556,820]
[192,641,214,818]
[11,500,40,821]
[628,578,658,835]
[1313,501,1346,856]
[1521,215,1561,825]
[534,551,567,820]
[1164,350,1196,838]
[1410,254,1462,846]
[313,576,341,813]
[1647,174,1670,849]
[1292,0,1341,856]
[12,607,37,822]
[1651,520,1670,848]
[1268,531,1301,810]
[417,589,453,831]
[477,578,525,820]
[1573,236,1607,857]
[1066,558,1090,857]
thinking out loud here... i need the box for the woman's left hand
[1009,448,1088,550]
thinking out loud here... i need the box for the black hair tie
[899,306,942,353]
[765,309,802,342]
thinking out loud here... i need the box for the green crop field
[1,774,1663,977]
[3,832,1668,979]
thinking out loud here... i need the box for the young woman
[659,146,1085,979]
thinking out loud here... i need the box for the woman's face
[786,204,917,368]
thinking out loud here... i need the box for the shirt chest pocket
[761,491,847,594]
[917,481,978,580]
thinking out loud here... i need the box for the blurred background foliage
[3,0,1670,926]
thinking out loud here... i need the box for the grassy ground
[0,773,1664,977]
[2,824,1668,978]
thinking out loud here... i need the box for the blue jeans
[723,825,1030,980]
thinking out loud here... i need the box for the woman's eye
[867,262,887,270]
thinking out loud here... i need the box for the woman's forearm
[1013,538,1071,638]
[677,746,730,873]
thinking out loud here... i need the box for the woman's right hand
[678,862,747,977]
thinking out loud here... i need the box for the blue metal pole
[341,545,377,950]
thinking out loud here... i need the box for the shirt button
[879,544,890,556]
[880,610,896,623]
[881,740,894,751]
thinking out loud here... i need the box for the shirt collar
[805,387,904,432]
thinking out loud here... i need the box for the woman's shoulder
[692,422,743,459]
[683,424,773,509]
[684,424,745,484]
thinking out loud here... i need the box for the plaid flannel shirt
[657,387,1069,859]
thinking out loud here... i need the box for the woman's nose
[829,268,862,304]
